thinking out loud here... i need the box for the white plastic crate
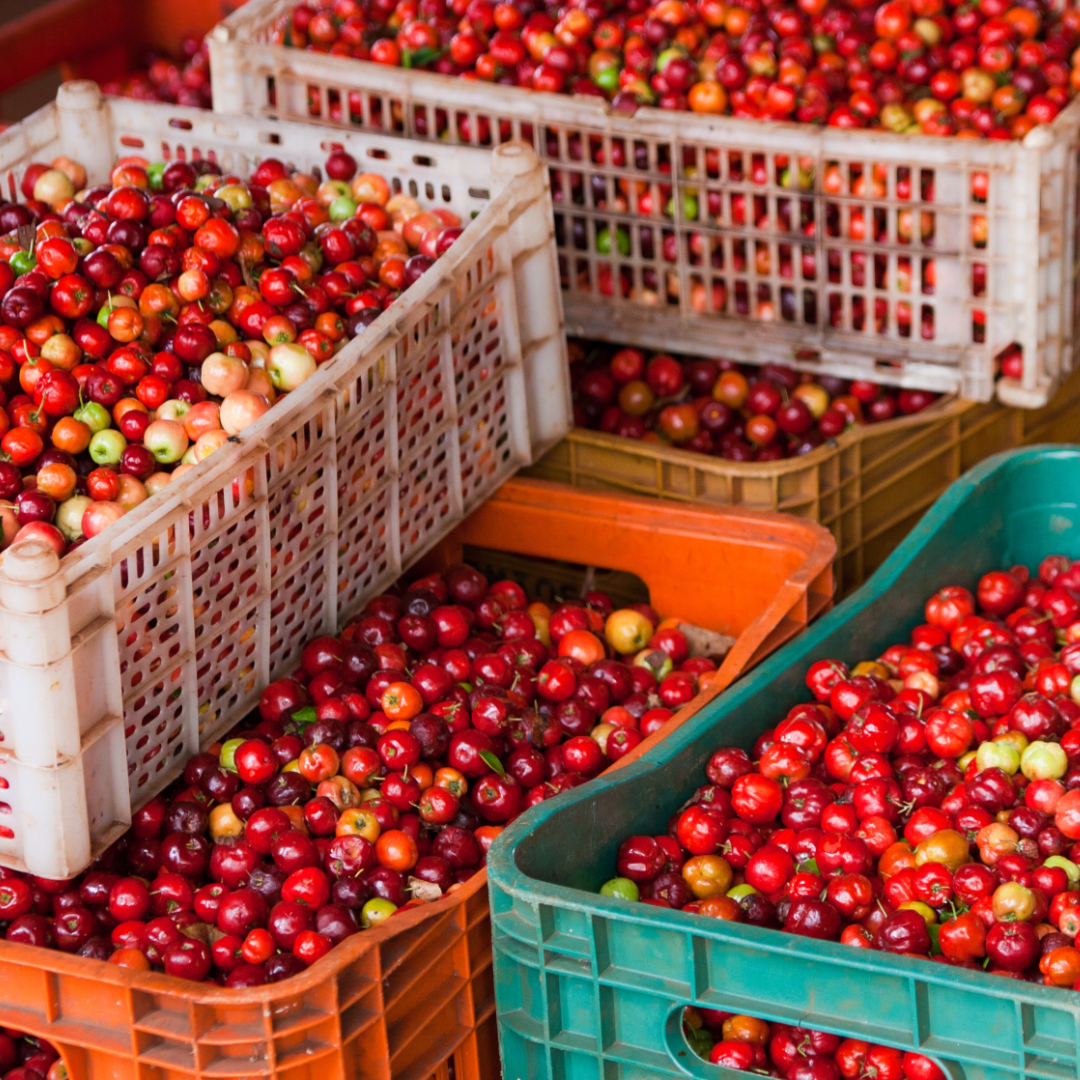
[0,81,569,879]
[210,0,1080,406]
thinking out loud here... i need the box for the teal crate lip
[488,445,1080,1016]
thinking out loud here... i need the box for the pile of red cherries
[0,147,460,559]
[601,555,1080,989]
[276,0,1080,138]
[100,37,214,109]
[569,340,938,460]
[0,1030,65,1080]
[0,560,718,985]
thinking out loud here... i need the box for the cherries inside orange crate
[0,478,832,1080]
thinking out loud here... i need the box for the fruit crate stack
[0,75,845,1080]
[488,446,1080,1080]
[186,4,1080,1080]
[490,444,1080,1080]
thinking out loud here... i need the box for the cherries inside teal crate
[488,446,1080,1080]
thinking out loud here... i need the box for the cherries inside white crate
[210,0,1080,406]
[0,82,569,880]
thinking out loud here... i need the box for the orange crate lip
[0,479,834,1080]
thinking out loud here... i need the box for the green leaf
[479,750,506,777]
[928,922,942,956]
[799,858,819,875]
[402,46,443,69]
[291,705,318,726]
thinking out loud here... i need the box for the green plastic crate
[489,446,1080,1080]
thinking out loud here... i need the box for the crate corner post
[0,540,128,880]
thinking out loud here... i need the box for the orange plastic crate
[0,479,833,1080]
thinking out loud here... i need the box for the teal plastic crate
[489,446,1080,1080]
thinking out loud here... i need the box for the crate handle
[660,1001,960,1080]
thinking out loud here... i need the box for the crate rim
[487,444,1080,1017]
[464,477,837,685]
[210,11,1080,161]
